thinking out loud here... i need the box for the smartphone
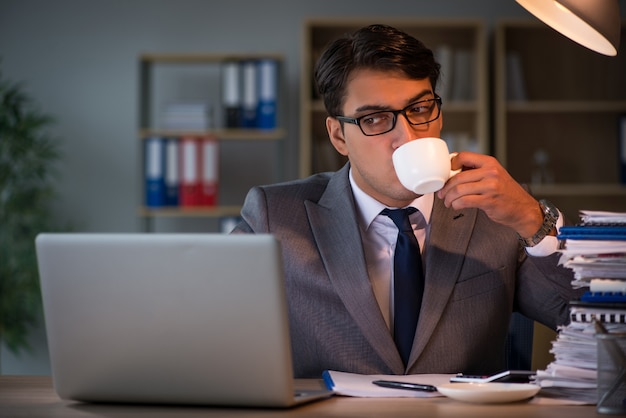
[450,370,535,383]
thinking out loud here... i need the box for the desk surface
[0,376,601,417]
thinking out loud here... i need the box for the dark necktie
[381,207,424,367]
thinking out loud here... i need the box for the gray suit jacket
[233,164,582,378]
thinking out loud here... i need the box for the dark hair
[314,24,440,118]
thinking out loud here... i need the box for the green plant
[0,68,63,356]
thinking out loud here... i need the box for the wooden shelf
[505,101,626,113]
[140,52,284,63]
[528,184,626,197]
[138,128,286,140]
[139,205,242,218]
[494,19,626,220]
[138,52,286,230]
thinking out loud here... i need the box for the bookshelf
[299,18,489,178]
[138,53,285,229]
[494,20,626,221]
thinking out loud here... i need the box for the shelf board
[506,101,626,113]
[139,206,242,218]
[309,99,482,114]
[140,52,283,63]
[139,128,286,140]
[527,183,626,196]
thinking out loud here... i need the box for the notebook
[35,233,331,407]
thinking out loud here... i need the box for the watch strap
[518,199,558,247]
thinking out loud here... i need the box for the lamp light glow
[516,0,621,56]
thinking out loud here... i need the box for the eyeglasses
[335,96,442,136]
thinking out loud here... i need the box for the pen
[372,380,438,392]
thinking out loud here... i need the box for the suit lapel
[407,197,478,369]
[304,165,405,374]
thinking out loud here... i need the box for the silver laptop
[35,233,331,407]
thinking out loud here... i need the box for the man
[233,24,583,378]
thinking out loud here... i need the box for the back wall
[1,0,624,374]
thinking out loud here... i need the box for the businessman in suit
[233,24,583,378]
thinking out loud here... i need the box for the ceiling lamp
[516,0,621,56]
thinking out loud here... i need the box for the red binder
[178,137,202,206]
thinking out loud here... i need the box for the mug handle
[449,152,462,178]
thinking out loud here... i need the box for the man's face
[326,68,443,208]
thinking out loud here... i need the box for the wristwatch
[518,199,559,247]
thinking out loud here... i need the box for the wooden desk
[0,376,601,417]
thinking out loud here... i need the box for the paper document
[324,370,593,405]
[579,210,626,225]
[323,370,453,398]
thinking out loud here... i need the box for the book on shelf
[534,210,626,404]
[432,45,476,102]
[505,52,527,101]
[433,45,453,102]
[144,137,166,207]
[450,49,474,102]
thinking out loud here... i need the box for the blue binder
[257,59,278,129]
[558,225,626,241]
[144,137,165,207]
[163,138,179,206]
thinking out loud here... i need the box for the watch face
[540,199,559,218]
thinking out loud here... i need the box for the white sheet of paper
[324,370,592,405]
[324,370,453,398]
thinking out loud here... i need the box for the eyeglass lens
[360,99,440,136]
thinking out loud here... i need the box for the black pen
[372,380,438,392]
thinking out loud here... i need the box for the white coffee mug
[392,137,461,194]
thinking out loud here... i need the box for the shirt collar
[349,168,433,231]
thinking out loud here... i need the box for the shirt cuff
[524,211,564,257]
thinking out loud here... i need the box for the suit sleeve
[231,186,270,234]
[515,252,586,329]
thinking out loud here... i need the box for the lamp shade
[516,0,621,56]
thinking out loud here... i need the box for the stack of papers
[534,321,598,403]
[534,309,626,403]
[580,210,626,225]
[535,210,626,403]
[558,210,626,290]
[161,102,213,131]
